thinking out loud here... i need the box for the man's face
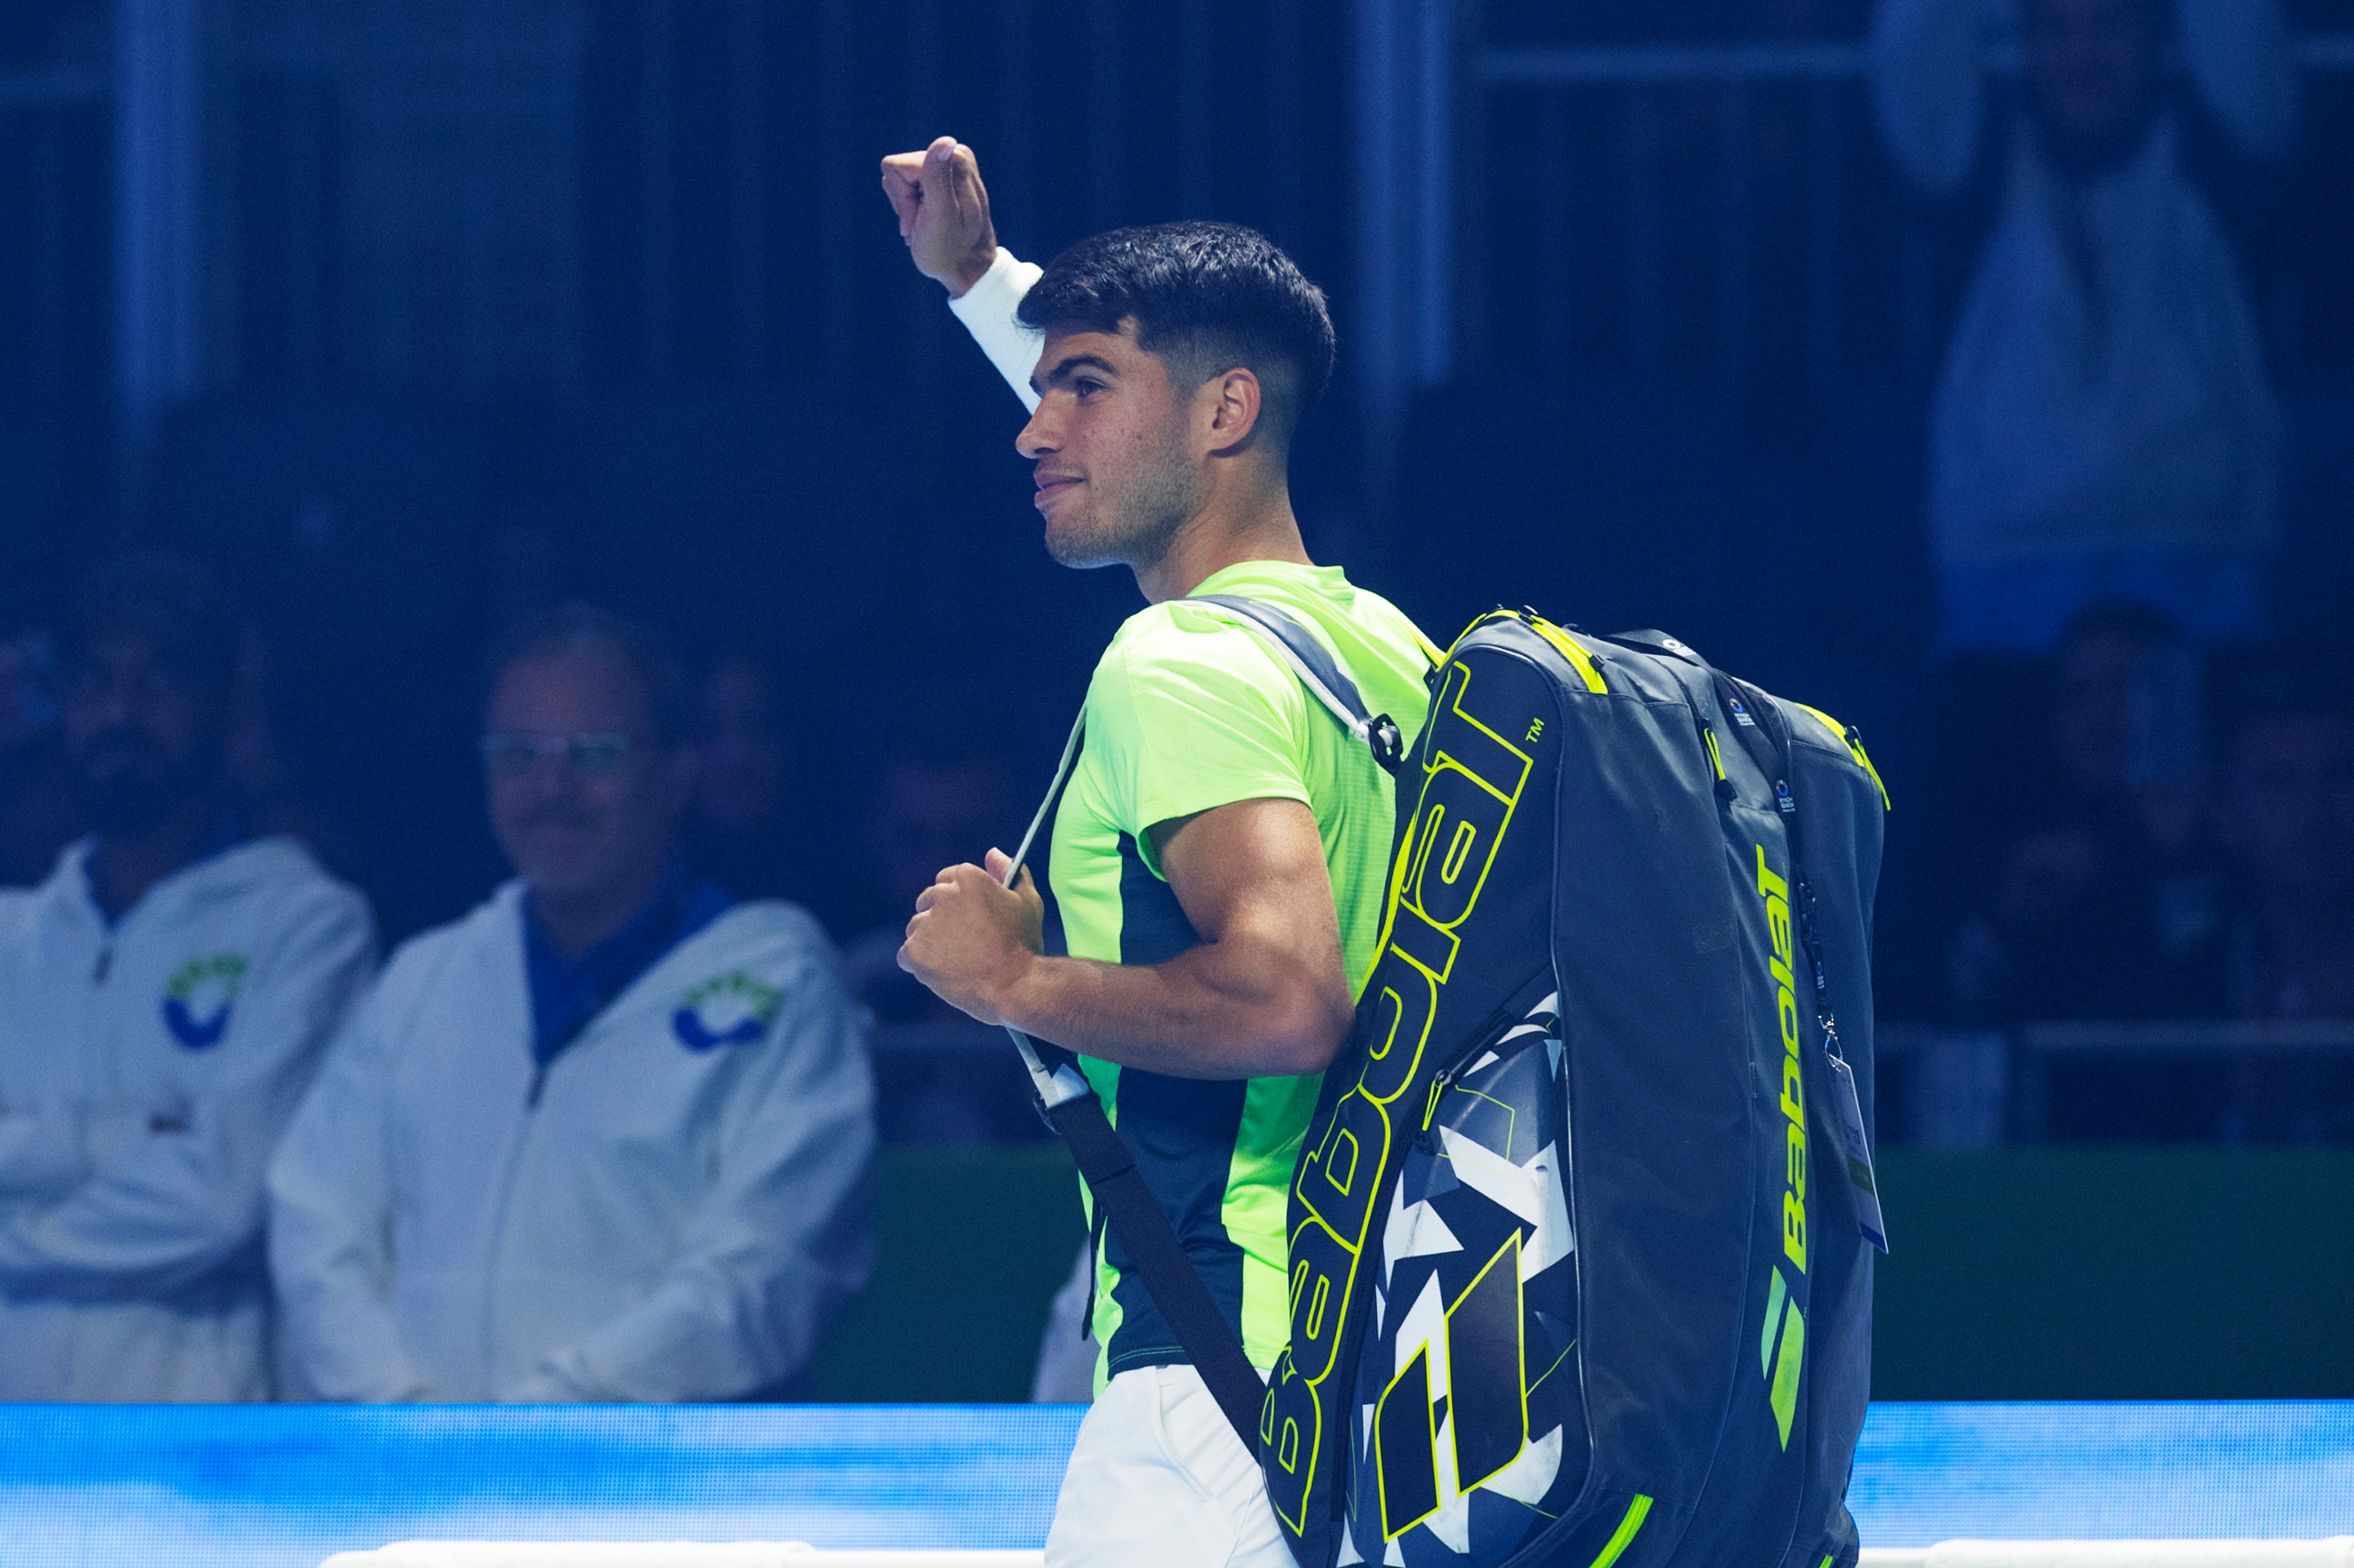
[2221,715,2354,901]
[1015,321,1205,572]
[484,649,692,903]
[62,625,226,838]
[2022,0,2167,162]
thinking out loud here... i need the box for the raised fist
[879,136,999,298]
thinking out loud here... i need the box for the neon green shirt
[1044,559,1434,1384]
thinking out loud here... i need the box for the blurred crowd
[0,0,2350,1408]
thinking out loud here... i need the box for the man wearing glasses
[0,554,376,1400]
[269,605,873,1402]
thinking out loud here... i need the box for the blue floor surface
[0,1402,2346,1566]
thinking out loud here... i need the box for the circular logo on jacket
[672,971,782,1052]
[163,953,249,1050]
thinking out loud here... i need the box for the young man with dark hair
[0,554,376,1399]
[883,140,1437,1564]
[269,604,873,1402]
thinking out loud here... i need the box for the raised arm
[1869,0,2001,196]
[2177,0,2299,163]
[881,136,1044,409]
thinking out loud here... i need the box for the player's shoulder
[1091,597,1294,706]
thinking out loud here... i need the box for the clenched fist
[897,846,1045,1026]
[879,135,1000,297]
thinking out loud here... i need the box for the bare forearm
[1002,944,1351,1080]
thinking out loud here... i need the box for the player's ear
[1203,367,1263,455]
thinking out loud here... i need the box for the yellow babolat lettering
[1757,846,1810,1449]
[1757,846,1807,1273]
[1269,659,1535,1536]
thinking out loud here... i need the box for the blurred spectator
[1870,0,2295,652]
[1948,603,2218,1029]
[269,605,873,1401]
[0,556,376,1400]
[842,726,1024,1023]
[0,633,76,887]
[2188,682,2354,1141]
[687,648,802,904]
[840,717,1041,1143]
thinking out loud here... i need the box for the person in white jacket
[1869,0,2297,653]
[0,556,378,1402]
[269,605,873,1402]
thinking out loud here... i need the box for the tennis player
[884,138,1436,1567]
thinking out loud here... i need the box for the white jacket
[268,884,875,1402]
[1870,0,2291,571]
[0,835,378,1400]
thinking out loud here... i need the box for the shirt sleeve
[508,939,878,1403]
[1868,0,1998,195]
[1088,615,1315,877]
[2177,0,2298,164]
[0,886,377,1302]
[947,247,1046,411]
[266,955,441,1402]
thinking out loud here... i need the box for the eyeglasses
[479,731,635,778]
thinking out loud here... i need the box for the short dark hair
[487,603,691,747]
[1017,221,1337,442]
[64,554,244,695]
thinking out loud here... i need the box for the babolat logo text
[1264,662,1533,1534]
[1755,845,1807,1449]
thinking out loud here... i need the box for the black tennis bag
[1254,609,1889,1568]
[1015,602,1888,1568]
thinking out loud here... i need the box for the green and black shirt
[1043,559,1435,1389]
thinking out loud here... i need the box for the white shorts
[1045,1363,1293,1568]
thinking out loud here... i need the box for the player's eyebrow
[1033,353,1119,395]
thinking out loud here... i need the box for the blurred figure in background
[1949,603,2218,1034]
[0,633,76,887]
[0,556,376,1400]
[2189,681,2354,1141]
[687,647,802,905]
[1871,0,2296,652]
[269,605,873,1401]
[840,717,1036,1143]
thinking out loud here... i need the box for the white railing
[320,1543,2354,1568]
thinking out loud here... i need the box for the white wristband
[947,247,1047,411]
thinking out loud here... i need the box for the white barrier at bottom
[1861,1548,2354,1568]
[321,1547,2354,1568]
[318,1550,1045,1567]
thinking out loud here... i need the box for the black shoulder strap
[998,712,1267,1451]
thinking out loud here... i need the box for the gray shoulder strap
[1188,594,1405,774]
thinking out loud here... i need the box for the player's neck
[1134,476,1311,605]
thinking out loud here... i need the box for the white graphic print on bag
[1340,991,1585,1567]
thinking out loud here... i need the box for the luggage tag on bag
[1823,1050,1889,1253]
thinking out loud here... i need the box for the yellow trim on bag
[1525,618,1609,695]
[1589,1495,1654,1568]
[1794,701,1892,810]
